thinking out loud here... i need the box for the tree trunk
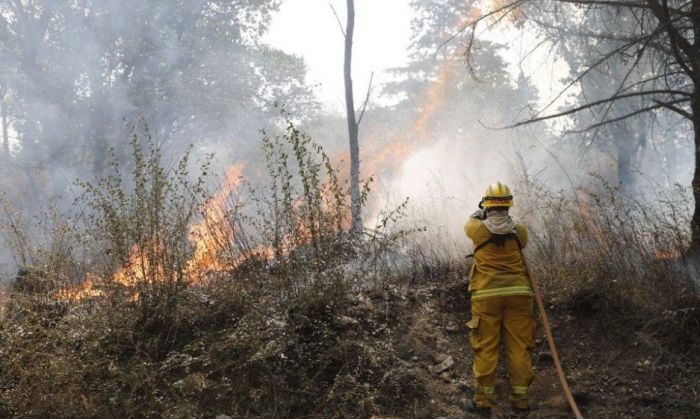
[1,88,9,158]
[92,135,106,175]
[690,90,700,253]
[23,166,40,208]
[616,143,634,193]
[614,122,639,197]
[687,0,700,256]
[344,0,362,235]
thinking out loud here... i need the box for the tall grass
[507,175,700,355]
[0,118,415,417]
[517,179,694,296]
[0,118,699,417]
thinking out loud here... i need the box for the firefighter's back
[465,218,531,299]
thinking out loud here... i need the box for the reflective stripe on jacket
[465,218,532,300]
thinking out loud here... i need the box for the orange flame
[112,238,170,287]
[59,164,247,301]
[186,164,246,277]
[57,4,507,302]
[652,249,681,260]
[54,273,103,301]
[361,5,483,185]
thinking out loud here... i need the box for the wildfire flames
[57,162,335,302]
[58,165,248,301]
[55,4,518,302]
[652,250,682,260]
[55,274,102,301]
[360,5,485,188]
[186,164,246,277]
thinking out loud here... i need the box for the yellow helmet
[482,182,513,208]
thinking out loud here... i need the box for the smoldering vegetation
[0,0,314,255]
[0,0,700,417]
[0,121,699,418]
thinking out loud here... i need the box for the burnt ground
[3,274,699,418]
[360,278,700,419]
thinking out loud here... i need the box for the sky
[263,1,591,250]
[265,0,569,115]
[264,0,413,111]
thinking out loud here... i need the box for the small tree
[332,0,373,235]
[78,121,210,304]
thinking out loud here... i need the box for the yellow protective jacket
[465,217,533,300]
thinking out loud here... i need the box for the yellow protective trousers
[467,295,536,407]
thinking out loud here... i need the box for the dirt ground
[364,278,700,419]
[2,273,698,418]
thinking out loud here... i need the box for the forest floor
[3,273,700,418]
[361,277,700,419]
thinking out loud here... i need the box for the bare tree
[457,0,700,253]
[333,0,372,235]
[1,82,8,158]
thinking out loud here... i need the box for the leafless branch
[531,21,673,119]
[653,99,693,119]
[648,0,696,80]
[356,71,373,127]
[436,0,529,57]
[329,4,346,38]
[619,71,686,93]
[507,91,689,128]
[563,98,689,133]
[556,0,650,9]
[583,31,656,149]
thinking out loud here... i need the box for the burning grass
[509,176,700,355]
[0,118,422,416]
[1,121,699,417]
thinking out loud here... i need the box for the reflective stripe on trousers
[512,385,529,395]
[471,285,534,300]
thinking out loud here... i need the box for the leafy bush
[0,117,419,418]
[3,115,699,417]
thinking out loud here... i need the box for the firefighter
[464,181,535,413]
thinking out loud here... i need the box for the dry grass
[0,120,418,418]
[512,177,700,354]
[0,121,699,417]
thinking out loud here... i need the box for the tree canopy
[0,0,314,201]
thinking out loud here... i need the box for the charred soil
[318,276,700,418]
[2,275,700,418]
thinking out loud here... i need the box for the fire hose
[524,259,584,419]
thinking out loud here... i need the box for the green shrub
[0,116,417,418]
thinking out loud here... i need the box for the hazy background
[0,0,693,275]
